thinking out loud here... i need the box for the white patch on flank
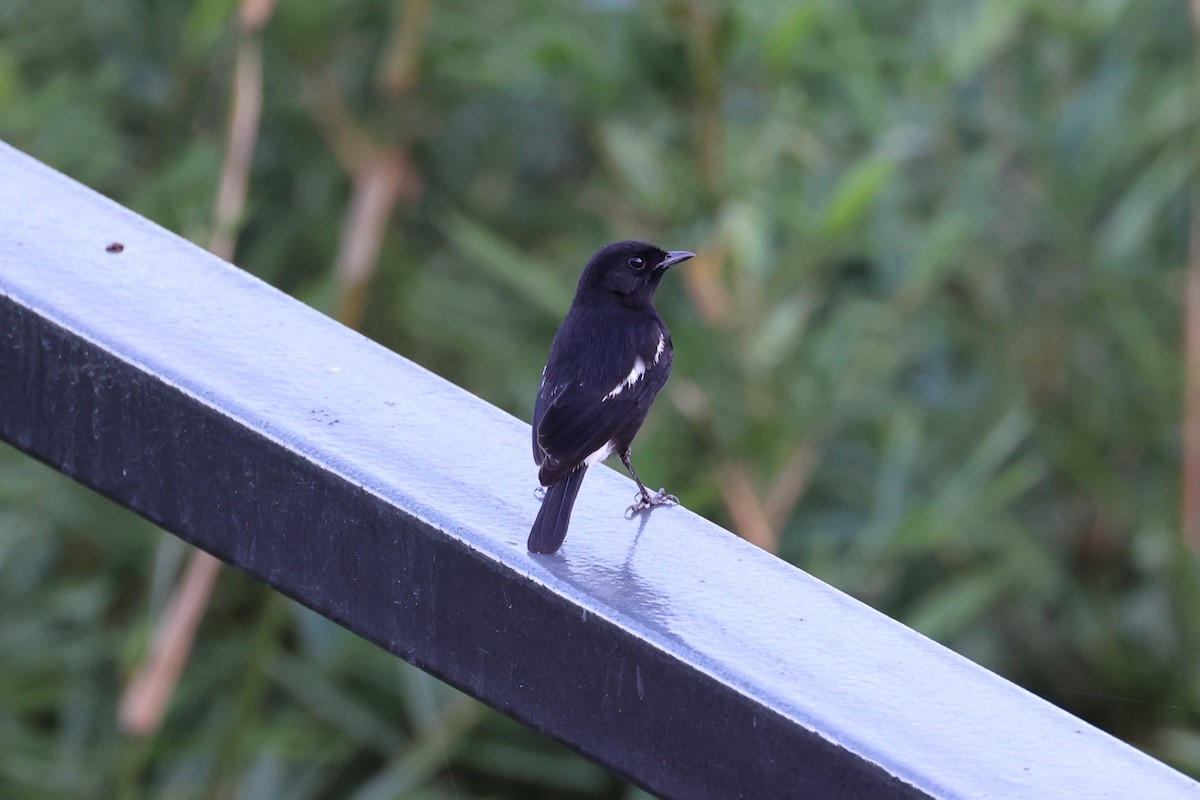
[652,333,666,364]
[584,439,616,466]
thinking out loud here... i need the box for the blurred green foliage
[2,0,1199,796]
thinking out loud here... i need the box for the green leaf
[821,154,894,238]
[441,213,573,320]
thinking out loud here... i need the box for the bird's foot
[625,488,678,518]
[533,486,547,501]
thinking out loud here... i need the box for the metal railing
[1,141,1196,799]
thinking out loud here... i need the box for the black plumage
[528,240,694,554]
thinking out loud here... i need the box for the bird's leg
[620,450,678,517]
[533,486,547,501]
[620,450,653,505]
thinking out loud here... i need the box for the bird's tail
[528,467,587,554]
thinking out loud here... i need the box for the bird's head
[574,240,694,307]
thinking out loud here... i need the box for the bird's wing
[532,368,553,465]
[534,327,672,486]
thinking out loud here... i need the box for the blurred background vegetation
[2,0,1198,796]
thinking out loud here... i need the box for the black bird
[529,240,694,554]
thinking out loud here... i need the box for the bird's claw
[625,489,678,519]
[533,486,547,501]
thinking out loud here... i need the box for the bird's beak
[658,250,696,270]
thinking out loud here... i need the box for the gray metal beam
[0,141,1195,799]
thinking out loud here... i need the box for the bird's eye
[628,256,645,270]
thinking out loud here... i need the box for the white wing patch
[603,333,666,402]
[604,356,647,401]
